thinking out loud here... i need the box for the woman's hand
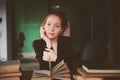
[42,48,57,62]
[40,27,51,48]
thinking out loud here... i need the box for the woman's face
[44,15,63,40]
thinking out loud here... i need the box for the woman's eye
[47,23,50,26]
[56,25,60,28]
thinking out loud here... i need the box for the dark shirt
[32,36,74,73]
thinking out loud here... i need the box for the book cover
[31,77,51,80]
[77,68,120,77]
[0,72,22,78]
[0,76,20,80]
[82,64,120,73]
[31,60,71,80]
[0,60,20,73]
[74,75,103,80]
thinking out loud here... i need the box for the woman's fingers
[40,27,51,49]
[40,27,45,38]
[42,52,49,61]
[42,51,57,62]
[45,48,53,52]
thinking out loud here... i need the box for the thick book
[0,60,20,73]
[31,60,71,80]
[74,75,103,80]
[0,76,20,80]
[82,64,120,73]
[77,68,120,77]
[0,72,22,78]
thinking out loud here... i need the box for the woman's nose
[49,26,54,31]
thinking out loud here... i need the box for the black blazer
[33,36,74,72]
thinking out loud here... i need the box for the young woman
[32,11,74,76]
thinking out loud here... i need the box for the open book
[82,64,120,73]
[31,60,71,80]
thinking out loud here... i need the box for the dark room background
[4,0,120,64]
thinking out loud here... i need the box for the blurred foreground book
[0,60,22,80]
[31,60,71,80]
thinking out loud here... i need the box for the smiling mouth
[49,33,54,35]
[48,33,54,36]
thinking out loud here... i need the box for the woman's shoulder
[59,36,72,42]
[60,36,71,39]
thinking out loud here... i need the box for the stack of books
[77,64,120,77]
[0,60,22,80]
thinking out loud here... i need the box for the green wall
[15,0,48,52]
[14,0,83,54]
